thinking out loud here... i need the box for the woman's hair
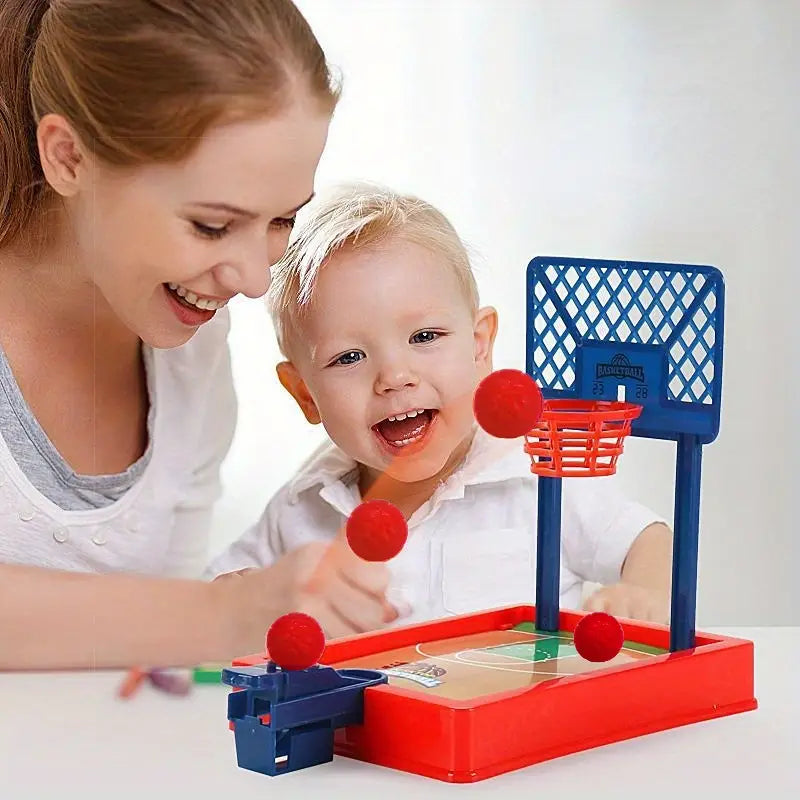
[268,181,480,358]
[0,0,340,249]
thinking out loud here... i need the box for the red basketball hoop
[524,399,642,477]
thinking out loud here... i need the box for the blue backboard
[526,257,725,444]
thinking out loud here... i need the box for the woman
[0,0,389,669]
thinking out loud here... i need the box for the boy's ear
[276,361,321,424]
[473,306,498,370]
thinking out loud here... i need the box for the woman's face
[46,100,331,348]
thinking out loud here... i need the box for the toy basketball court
[232,605,755,782]
[330,621,663,701]
[224,257,756,783]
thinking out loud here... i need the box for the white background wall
[209,0,798,626]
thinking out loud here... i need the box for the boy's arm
[203,488,287,580]
[582,521,673,623]
[561,477,672,623]
[620,521,673,595]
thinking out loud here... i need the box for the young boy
[207,183,673,637]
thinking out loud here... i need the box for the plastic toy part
[346,499,408,562]
[192,663,227,684]
[524,399,642,477]
[525,257,724,443]
[222,664,387,776]
[573,612,625,662]
[526,256,726,652]
[473,368,544,438]
[232,606,757,783]
[266,613,326,671]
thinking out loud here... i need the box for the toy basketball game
[222,256,756,782]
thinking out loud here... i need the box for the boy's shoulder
[457,427,535,489]
[276,438,360,508]
[451,429,635,510]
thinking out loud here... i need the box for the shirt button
[124,511,140,532]
[92,531,108,546]
[53,528,70,544]
[19,505,35,522]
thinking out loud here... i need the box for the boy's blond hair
[267,182,480,357]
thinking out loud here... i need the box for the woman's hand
[216,537,398,654]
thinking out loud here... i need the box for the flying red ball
[266,612,325,671]
[473,369,543,438]
[346,499,408,562]
[573,612,624,662]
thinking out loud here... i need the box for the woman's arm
[0,562,282,670]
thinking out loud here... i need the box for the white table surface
[1,627,797,799]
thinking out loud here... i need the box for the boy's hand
[584,522,673,624]
[583,582,670,624]
[270,540,399,639]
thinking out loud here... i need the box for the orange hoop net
[524,399,642,478]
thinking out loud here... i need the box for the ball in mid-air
[473,369,543,438]
[346,499,408,562]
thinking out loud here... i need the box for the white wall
[210,0,798,626]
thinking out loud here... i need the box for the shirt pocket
[441,527,534,615]
[386,536,431,620]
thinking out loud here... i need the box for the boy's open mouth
[372,409,438,456]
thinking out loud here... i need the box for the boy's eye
[411,330,441,344]
[192,221,229,239]
[271,216,296,230]
[332,350,364,366]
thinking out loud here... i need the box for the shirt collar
[286,426,533,525]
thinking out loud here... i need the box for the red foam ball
[266,612,325,671]
[346,499,408,562]
[473,369,543,438]
[573,612,624,662]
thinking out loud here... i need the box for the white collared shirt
[206,427,665,625]
[0,308,236,579]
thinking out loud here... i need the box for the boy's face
[278,236,497,485]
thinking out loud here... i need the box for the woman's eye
[271,216,296,230]
[333,351,364,366]
[192,221,229,239]
[411,330,441,344]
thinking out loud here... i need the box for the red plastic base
[234,606,757,783]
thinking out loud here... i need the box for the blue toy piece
[536,475,562,634]
[222,663,387,776]
[526,256,725,652]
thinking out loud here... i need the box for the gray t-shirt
[0,344,153,511]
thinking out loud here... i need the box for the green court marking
[512,621,553,635]
[488,638,577,662]
[510,621,666,656]
[618,640,666,656]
